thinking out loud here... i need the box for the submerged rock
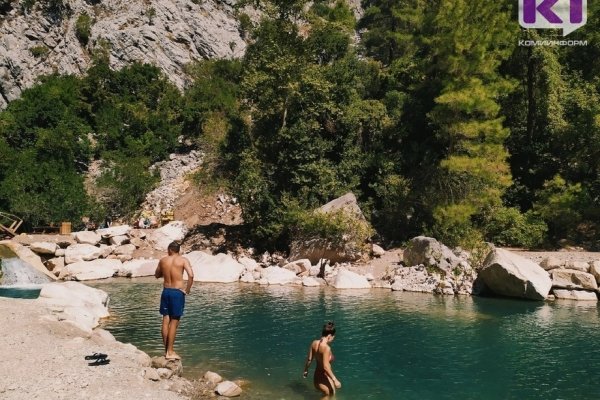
[215,380,242,397]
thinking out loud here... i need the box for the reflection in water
[92,279,600,400]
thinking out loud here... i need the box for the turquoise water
[0,287,41,298]
[92,279,600,400]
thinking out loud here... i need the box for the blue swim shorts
[159,288,185,318]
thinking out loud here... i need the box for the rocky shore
[0,283,191,400]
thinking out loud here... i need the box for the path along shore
[0,295,193,400]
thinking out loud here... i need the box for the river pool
[92,279,600,400]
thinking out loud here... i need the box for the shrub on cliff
[75,12,92,46]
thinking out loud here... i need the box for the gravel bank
[0,297,190,400]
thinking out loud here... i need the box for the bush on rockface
[75,12,93,45]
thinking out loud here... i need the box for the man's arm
[155,260,163,279]
[183,258,194,294]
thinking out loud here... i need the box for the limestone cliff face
[0,0,247,108]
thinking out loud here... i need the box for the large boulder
[118,259,159,278]
[38,281,109,333]
[478,249,552,300]
[551,269,598,290]
[30,241,58,255]
[64,244,104,264]
[185,251,244,283]
[0,240,56,282]
[72,231,101,245]
[332,268,371,289]
[59,259,122,281]
[96,225,132,239]
[148,221,188,251]
[260,266,301,285]
[403,236,465,276]
[317,192,365,218]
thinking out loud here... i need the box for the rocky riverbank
[0,283,190,400]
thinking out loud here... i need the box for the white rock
[309,265,321,277]
[302,277,321,287]
[551,269,598,290]
[59,259,122,281]
[144,368,160,381]
[30,241,58,255]
[215,381,242,397]
[114,244,136,256]
[46,257,65,272]
[590,261,600,284]
[565,260,590,272]
[157,368,173,379]
[72,231,102,246]
[553,289,598,301]
[240,272,255,283]
[204,371,223,385]
[96,225,132,238]
[38,281,109,333]
[148,221,188,251]
[332,268,371,289]
[185,251,244,283]
[55,248,66,257]
[261,266,301,285]
[117,254,133,262]
[371,244,385,257]
[282,259,311,275]
[109,235,130,246]
[540,256,563,271]
[238,256,259,272]
[64,244,104,264]
[98,245,115,258]
[478,249,552,300]
[119,259,159,277]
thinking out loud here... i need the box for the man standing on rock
[155,241,194,360]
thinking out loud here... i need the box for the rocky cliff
[0,0,248,108]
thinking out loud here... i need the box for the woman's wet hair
[322,321,336,337]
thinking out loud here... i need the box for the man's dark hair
[168,241,181,253]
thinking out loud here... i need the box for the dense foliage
[0,0,598,250]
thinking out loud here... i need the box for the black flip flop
[88,358,111,366]
[84,353,108,360]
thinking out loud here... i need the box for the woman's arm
[303,342,314,377]
[322,347,341,388]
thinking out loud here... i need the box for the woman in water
[303,322,342,397]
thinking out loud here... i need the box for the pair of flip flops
[85,353,110,366]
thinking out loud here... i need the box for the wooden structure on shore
[0,212,23,239]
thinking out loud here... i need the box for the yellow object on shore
[59,222,72,235]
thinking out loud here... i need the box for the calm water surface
[92,279,600,400]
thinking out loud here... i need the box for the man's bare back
[156,253,193,293]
